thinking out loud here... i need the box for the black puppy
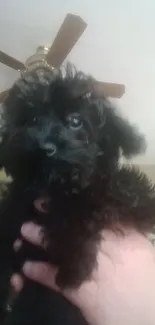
[0,65,154,325]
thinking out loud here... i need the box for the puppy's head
[0,65,145,190]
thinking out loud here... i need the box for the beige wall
[0,170,10,182]
[138,165,155,183]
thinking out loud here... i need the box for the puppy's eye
[67,114,83,130]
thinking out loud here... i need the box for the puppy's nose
[44,142,57,157]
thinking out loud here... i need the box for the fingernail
[10,274,24,292]
[21,222,35,236]
[21,222,42,240]
[21,222,33,235]
[13,239,22,252]
[23,261,33,276]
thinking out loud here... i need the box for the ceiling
[0,0,155,164]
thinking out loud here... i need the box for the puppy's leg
[3,281,88,325]
[0,242,14,322]
[55,237,99,289]
[0,195,20,323]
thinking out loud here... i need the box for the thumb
[22,261,86,301]
[23,261,98,325]
[23,261,60,292]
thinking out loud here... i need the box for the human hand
[11,223,155,325]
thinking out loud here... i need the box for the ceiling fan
[0,13,125,103]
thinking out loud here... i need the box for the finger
[21,222,47,248]
[22,261,59,292]
[13,239,23,252]
[10,274,24,292]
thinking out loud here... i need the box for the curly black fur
[0,64,154,325]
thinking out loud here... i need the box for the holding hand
[12,223,155,325]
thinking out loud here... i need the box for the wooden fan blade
[93,81,125,98]
[0,51,25,71]
[46,13,87,68]
[0,89,9,103]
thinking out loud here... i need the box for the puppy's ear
[0,135,5,170]
[112,113,146,158]
[70,79,90,99]
[0,114,7,171]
